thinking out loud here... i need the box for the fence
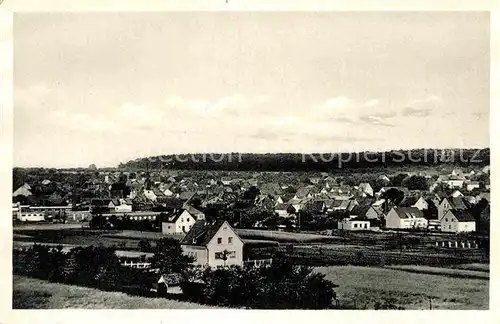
[243,258,273,267]
[435,240,479,249]
[121,260,152,269]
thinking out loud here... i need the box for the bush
[185,255,338,309]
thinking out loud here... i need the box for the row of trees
[120,149,490,171]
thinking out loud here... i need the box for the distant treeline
[119,149,490,172]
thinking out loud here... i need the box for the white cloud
[364,99,380,107]
[163,93,272,117]
[316,96,353,112]
[271,116,297,126]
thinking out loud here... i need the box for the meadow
[315,265,489,310]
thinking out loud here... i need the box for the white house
[274,203,296,218]
[180,220,244,267]
[161,209,197,234]
[358,183,374,197]
[17,207,45,222]
[143,190,158,202]
[440,210,476,233]
[385,207,428,229]
[412,197,429,211]
[338,218,370,231]
[466,181,480,192]
[445,175,465,189]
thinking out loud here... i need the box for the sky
[13,12,490,168]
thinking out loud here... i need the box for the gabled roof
[448,210,475,222]
[13,186,32,197]
[180,220,238,247]
[391,207,424,219]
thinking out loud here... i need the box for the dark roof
[180,219,228,246]
[179,191,196,201]
[275,203,293,211]
[448,197,469,210]
[392,207,424,219]
[350,204,371,216]
[162,198,184,209]
[308,200,326,211]
[450,210,475,222]
[91,198,111,206]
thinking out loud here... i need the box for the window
[181,218,184,222]
[364,223,368,229]
[168,225,171,229]
[449,225,452,229]
[229,251,236,258]
[353,223,358,228]
[228,237,233,244]
[182,225,186,231]
[217,237,222,244]
[445,218,448,222]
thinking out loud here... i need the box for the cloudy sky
[14,12,489,168]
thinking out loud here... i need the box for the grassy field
[315,265,489,310]
[13,275,213,309]
[236,228,338,243]
[384,265,489,279]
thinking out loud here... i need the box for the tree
[390,174,408,187]
[138,239,152,253]
[151,239,195,281]
[381,188,405,212]
[402,175,429,190]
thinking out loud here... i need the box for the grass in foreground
[13,276,213,309]
[315,265,489,310]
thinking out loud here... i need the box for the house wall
[206,223,244,267]
[438,199,451,219]
[385,209,402,229]
[162,211,195,234]
[19,213,45,222]
[115,204,133,213]
[467,184,480,191]
[162,222,176,234]
[413,198,428,211]
[458,221,476,233]
[441,212,475,233]
[181,245,208,266]
[338,220,370,230]
[446,180,464,188]
[366,207,380,219]
[275,210,289,218]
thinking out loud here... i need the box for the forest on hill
[118,148,490,172]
